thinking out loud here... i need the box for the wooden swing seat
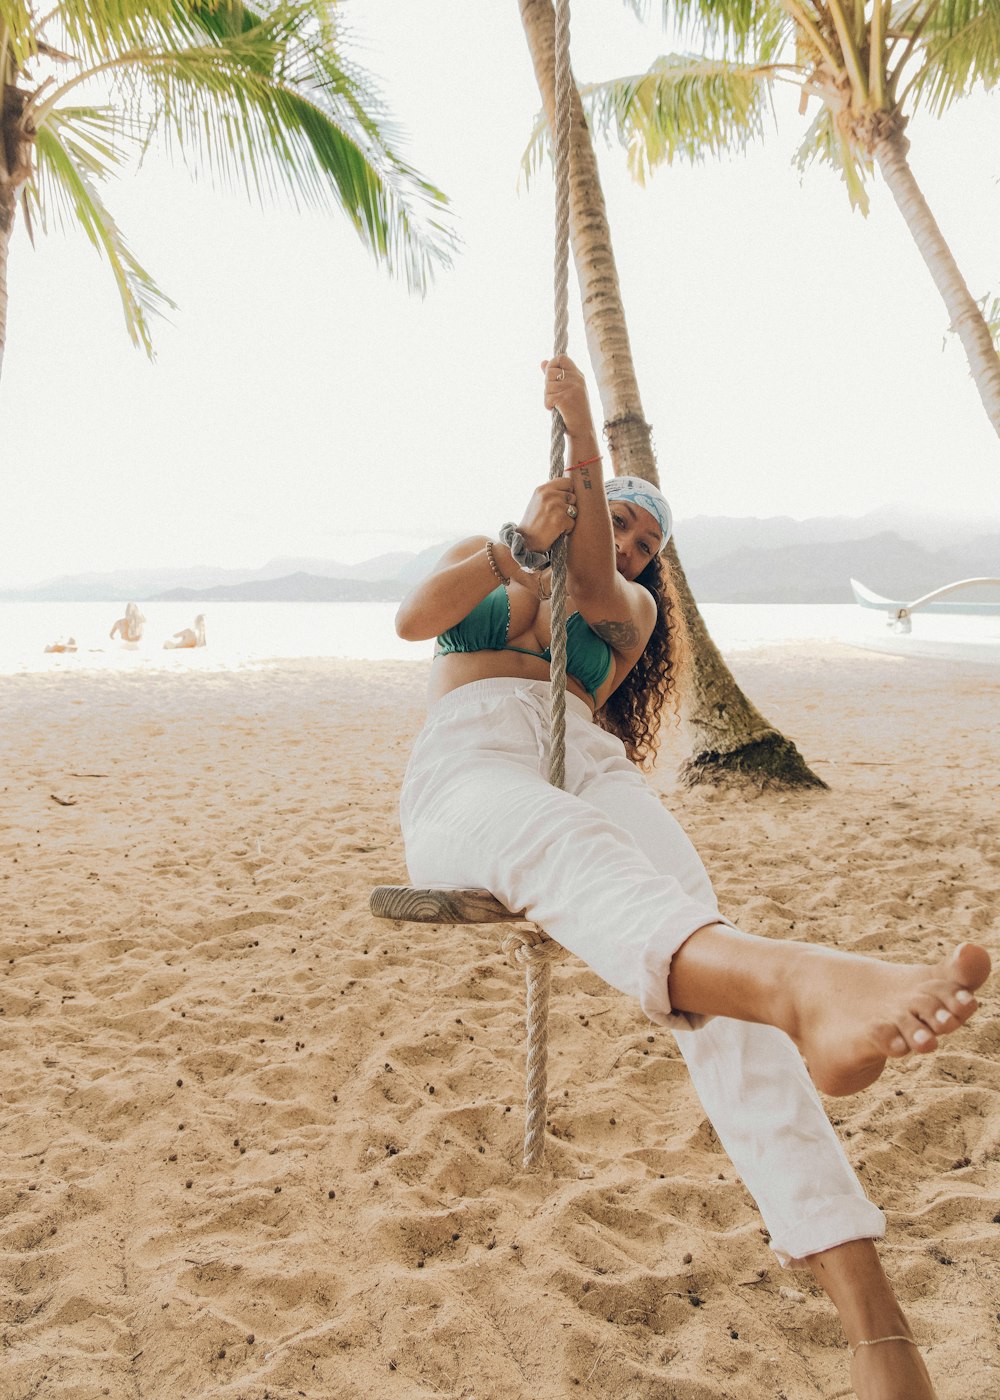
[370,885,523,925]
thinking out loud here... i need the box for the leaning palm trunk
[519,0,824,788]
[873,124,1000,437]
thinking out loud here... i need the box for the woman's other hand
[541,355,596,439]
[516,479,577,554]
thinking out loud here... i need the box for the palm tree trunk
[874,124,1000,439]
[518,0,825,788]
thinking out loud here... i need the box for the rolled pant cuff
[638,914,739,1031]
[768,1198,886,1269]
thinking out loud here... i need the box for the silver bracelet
[499,521,550,570]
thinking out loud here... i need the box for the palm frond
[581,56,780,182]
[655,0,792,62]
[139,52,452,288]
[34,3,454,291]
[45,0,202,68]
[1,0,39,66]
[904,0,1000,112]
[24,112,175,354]
[793,104,872,212]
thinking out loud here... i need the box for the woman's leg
[580,760,951,1398]
[580,765,884,1260]
[667,925,989,1096]
[407,698,886,1262]
[808,1241,936,1400]
[405,686,988,1096]
[574,749,988,1094]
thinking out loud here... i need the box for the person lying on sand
[163,614,207,650]
[393,354,991,1400]
[43,636,77,653]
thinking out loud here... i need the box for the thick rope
[514,0,573,1172]
[547,0,572,795]
[502,928,565,1167]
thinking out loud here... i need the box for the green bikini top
[436,585,614,701]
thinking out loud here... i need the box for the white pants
[400,679,884,1266]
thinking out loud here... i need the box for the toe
[918,979,978,1027]
[947,942,992,992]
[871,1021,913,1058]
[911,992,959,1036]
[895,1011,938,1054]
[947,986,978,1021]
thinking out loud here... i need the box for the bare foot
[792,942,991,1096]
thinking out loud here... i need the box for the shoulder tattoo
[591,617,640,650]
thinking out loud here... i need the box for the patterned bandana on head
[604,476,672,546]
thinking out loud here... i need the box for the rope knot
[502,926,564,967]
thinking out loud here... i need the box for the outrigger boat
[849,577,1000,661]
[851,577,1000,630]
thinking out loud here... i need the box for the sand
[1,646,998,1400]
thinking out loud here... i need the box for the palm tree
[565,0,1000,438]
[519,0,824,788]
[0,0,454,379]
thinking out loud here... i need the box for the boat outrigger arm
[850,577,1000,633]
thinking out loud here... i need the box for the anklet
[851,1335,918,1358]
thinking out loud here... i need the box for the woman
[163,614,207,650]
[110,601,145,644]
[395,355,989,1400]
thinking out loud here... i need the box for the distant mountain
[153,573,403,603]
[671,510,1000,570]
[256,552,415,583]
[0,565,248,602]
[684,531,1000,603]
[933,534,1000,578]
[0,554,420,602]
[2,510,996,604]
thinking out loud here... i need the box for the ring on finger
[566,504,578,519]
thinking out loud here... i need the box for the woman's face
[609,501,662,581]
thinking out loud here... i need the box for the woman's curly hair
[595,553,688,768]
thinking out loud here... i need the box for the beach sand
[1,647,998,1399]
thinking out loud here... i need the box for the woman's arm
[539,357,656,654]
[395,536,535,641]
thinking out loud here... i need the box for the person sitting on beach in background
[163,614,207,650]
[393,354,991,1400]
[110,602,145,643]
[43,636,77,653]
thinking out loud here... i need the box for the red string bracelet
[566,453,602,472]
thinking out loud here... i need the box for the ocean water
[0,600,994,676]
[0,602,425,675]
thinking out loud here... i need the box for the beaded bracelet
[566,453,602,472]
[484,540,510,587]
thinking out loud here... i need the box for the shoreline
[1,649,997,1398]
[6,598,997,680]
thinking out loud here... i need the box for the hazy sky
[3,0,999,587]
